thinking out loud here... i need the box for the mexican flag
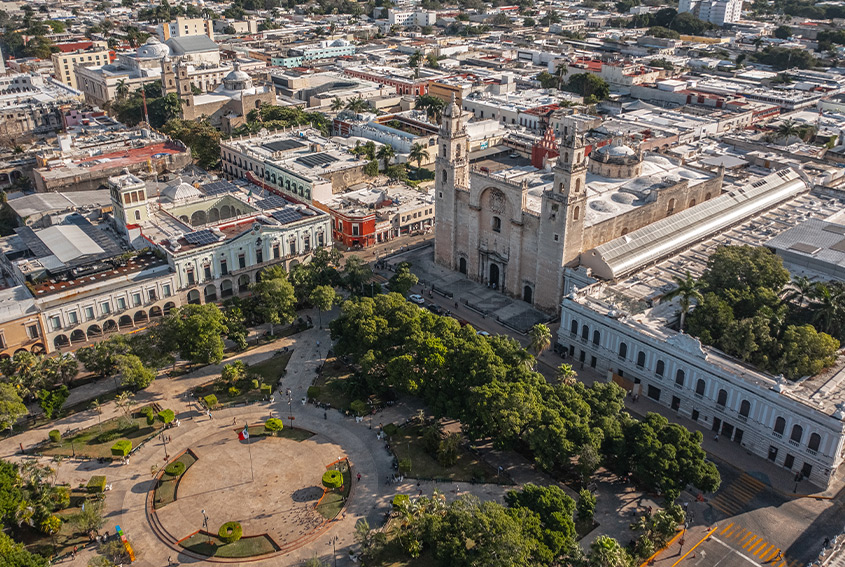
[238,426,249,441]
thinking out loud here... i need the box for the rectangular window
[304,236,311,252]
[186,268,195,285]
[50,316,61,331]
[84,306,95,320]
[101,302,111,314]
[204,265,212,280]
[148,289,157,302]
[289,241,297,256]
[68,311,79,325]
[256,249,264,264]
[162,284,172,298]
[0,332,6,349]
[273,244,280,259]
[352,224,360,236]
[117,297,127,310]
[220,259,228,275]
[132,293,142,307]
[238,254,246,269]
[26,325,39,339]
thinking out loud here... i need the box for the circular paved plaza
[152,426,348,558]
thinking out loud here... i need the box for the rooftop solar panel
[184,230,220,246]
[271,208,304,224]
[296,152,339,168]
[256,196,289,210]
[201,180,237,196]
[263,139,306,153]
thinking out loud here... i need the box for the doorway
[523,285,533,304]
[489,263,500,289]
[784,454,795,470]
[671,396,681,412]
[459,257,467,274]
[721,422,734,440]
[734,428,744,444]
[712,417,722,432]
[768,446,778,462]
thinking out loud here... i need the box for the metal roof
[165,35,219,55]
[766,218,845,279]
[580,169,808,281]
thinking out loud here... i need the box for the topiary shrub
[322,469,343,489]
[398,458,412,474]
[164,461,186,476]
[306,386,321,400]
[157,409,175,424]
[48,430,61,444]
[350,399,368,417]
[264,418,284,436]
[51,486,71,510]
[203,394,218,409]
[142,406,155,425]
[392,494,410,509]
[111,440,132,457]
[218,521,243,544]
[87,476,107,493]
[227,386,240,398]
[383,423,399,437]
[251,379,260,390]
[260,384,271,395]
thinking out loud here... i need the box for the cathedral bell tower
[434,94,469,268]
[534,117,589,311]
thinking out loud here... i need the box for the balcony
[694,393,703,400]
[737,415,748,423]
[772,431,782,439]
[674,383,683,390]
[788,439,799,447]
[806,448,817,456]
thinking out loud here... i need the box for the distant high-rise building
[678,0,743,26]
[157,17,214,41]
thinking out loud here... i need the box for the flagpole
[245,423,255,482]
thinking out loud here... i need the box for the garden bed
[315,460,351,521]
[193,351,292,409]
[310,357,377,413]
[389,424,510,484]
[179,531,280,558]
[18,488,102,557]
[40,407,164,460]
[153,450,198,509]
[244,424,314,442]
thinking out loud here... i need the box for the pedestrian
[233,417,237,425]
[167,556,173,566]
[357,472,361,482]
[324,411,327,420]
[72,546,77,558]
[713,434,719,442]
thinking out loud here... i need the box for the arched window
[456,144,461,159]
[667,198,676,215]
[575,178,582,193]
[581,325,589,340]
[636,351,646,368]
[704,192,712,201]
[570,319,578,336]
[791,424,803,443]
[592,330,601,346]
[809,433,821,452]
[774,416,786,435]
[695,379,706,396]
[441,169,447,183]
[739,400,750,418]
[689,199,696,207]
[618,342,628,359]
[675,369,685,386]
[717,389,728,406]
[559,182,565,192]
[573,206,580,221]
[656,360,665,376]
[492,216,501,232]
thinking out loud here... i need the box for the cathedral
[434,98,723,312]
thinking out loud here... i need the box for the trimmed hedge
[218,521,243,544]
[264,418,284,435]
[111,440,132,457]
[227,386,240,398]
[306,386,321,400]
[392,494,409,509]
[164,461,186,476]
[350,400,367,417]
[158,409,176,424]
[383,423,399,436]
[260,384,272,395]
[322,470,343,489]
[251,379,260,390]
[203,394,218,409]
[142,406,155,425]
[87,476,107,493]
[48,430,61,444]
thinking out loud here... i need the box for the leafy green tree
[537,71,558,89]
[0,460,23,526]
[773,24,792,39]
[702,246,790,295]
[577,488,597,521]
[777,325,839,379]
[37,386,69,419]
[342,256,373,294]
[388,262,418,296]
[364,159,379,176]
[589,535,630,567]
[222,360,246,383]
[577,443,601,483]
[566,73,610,102]
[309,285,338,328]
[0,384,26,431]
[117,354,156,390]
[556,363,577,384]
[76,337,129,378]
[523,17,535,26]
[161,118,221,169]
[158,304,227,365]
[251,271,296,335]
[647,26,679,38]
[505,483,576,559]
[72,498,104,534]
[0,531,48,567]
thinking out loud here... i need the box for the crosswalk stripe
[740,533,753,544]
[788,559,801,567]
[720,523,734,534]
[756,543,774,557]
[774,559,786,567]
[730,527,745,539]
[750,540,767,554]
[744,536,761,549]
[763,548,780,562]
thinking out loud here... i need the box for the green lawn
[389,425,510,484]
[315,461,351,520]
[193,351,293,408]
[311,358,356,411]
[244,424,314,442]
[153,451,198,509]
[19,489,102,557]
[41,408,164,460]
[179,532,279,558]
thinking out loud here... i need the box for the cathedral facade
[434,103,723,312]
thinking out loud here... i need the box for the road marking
[748,540,765,554]
[740,532,753,544]
[743,536,761,550]
[671,527,718,567]
[711,536,764,566]
[721,522,734,535]
[756,543,774,557]
[763,548,780,562]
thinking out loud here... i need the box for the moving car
[408,294,425,304]
[427,303,445,316]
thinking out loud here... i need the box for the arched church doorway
[523,285,533,304]
[458,257,467,275]
[489,263,500,290]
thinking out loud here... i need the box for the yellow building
[51,43,110,90]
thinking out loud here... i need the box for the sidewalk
[643,525,717,567]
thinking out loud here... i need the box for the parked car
[408,294,425,304]
[427,303,445,316]
[477,330,491,336]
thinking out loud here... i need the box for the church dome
[222,64,253,91]
[162,178,203,202]
[136,37,171,59]
[600,144,636,158]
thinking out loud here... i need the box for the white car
[476,330,491,337]
[408,294,425,304]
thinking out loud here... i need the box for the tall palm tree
[528,323,552,356]
[345,96,369,114]
[114,391,136,426]
[662,271,704,331]
[809,283,845,335]
[90,399,103,430]
[555,363,576,384]
[330,96,345,112]
[776,120,799,140]
[376,144,395,170]
[781,275,815,307]
[408,143,427,168]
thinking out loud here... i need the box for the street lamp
[328,535,339,567]
[201,509,210,544]
[161,432,169,460]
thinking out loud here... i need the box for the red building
[531,127,559,168]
